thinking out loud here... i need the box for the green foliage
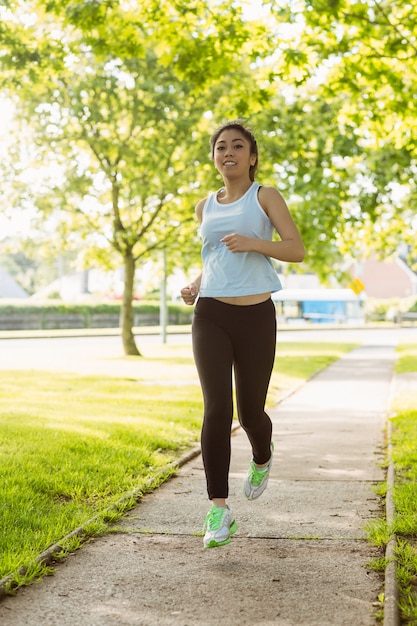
[0,302,118,315]
[0,300,193,330]
[394,345,417,374]
[1,0,417,345]
[0,0,282,353]
[256,96,360,281]
[279,0,417,265]
[0,368,203,581]
[0,0,276,266]
[367,556,390,574]
[364,517,392,549]
[0,301,189,315]
[385,345,417,621]
[395,538,417,622]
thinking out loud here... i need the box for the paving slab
[118,464,379,541]
[0,344,394,626]
[0,534,381,626]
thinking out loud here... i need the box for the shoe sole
[204,520,238,549]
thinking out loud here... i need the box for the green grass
[395,344,417,374]
[366,344,417,622]
[0,340,356,591]
[0,373,203,584]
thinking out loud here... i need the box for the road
[0,325,416,379]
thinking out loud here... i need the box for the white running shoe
[203,505,238,549]
[244,442,274,500]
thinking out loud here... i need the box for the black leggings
[192,297,276,499]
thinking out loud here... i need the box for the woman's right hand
[181,283,198,306]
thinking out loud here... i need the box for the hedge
[0,301,193,330]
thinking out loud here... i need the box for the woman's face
[213,129,256,180]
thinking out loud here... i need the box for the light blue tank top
[199,182,282,297]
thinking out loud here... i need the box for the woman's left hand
[220,233,252,253]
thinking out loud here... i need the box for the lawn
[0,341,356,591]
[389,344,417,622]
[365,344,417,622]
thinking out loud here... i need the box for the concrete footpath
[0,343,394,626]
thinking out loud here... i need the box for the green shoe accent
[244,442,274,500]
[203,505,238,548]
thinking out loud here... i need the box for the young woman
[181,121,305,548]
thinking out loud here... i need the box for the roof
[0,265,29,298]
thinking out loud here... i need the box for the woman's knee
[238,408,272,433]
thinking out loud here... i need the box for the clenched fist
[220,233,253,253]
[181,283,198,306]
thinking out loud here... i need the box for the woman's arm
[221,186,305,263]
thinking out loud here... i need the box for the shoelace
[249,462,268,486]
[207,507,227,530]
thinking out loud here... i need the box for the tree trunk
[121,251,141,356]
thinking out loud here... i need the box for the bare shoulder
[195,197,208,223]
[258,185,288,216]
[257,184,302,247]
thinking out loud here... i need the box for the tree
[253,95,361,284]
[4,0,414,317]
[0,0,277,354]
[269,0,417,267]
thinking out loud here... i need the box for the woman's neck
[217,178,254,204]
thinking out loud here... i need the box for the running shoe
[244,442,274,500]
[203,505,238,549]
